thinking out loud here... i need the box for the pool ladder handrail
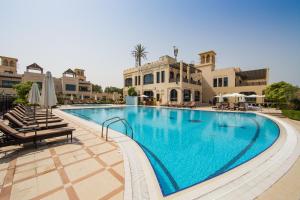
[101,117,134,141]
[101,117,123,137]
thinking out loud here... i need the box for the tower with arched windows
[198,51,216,70]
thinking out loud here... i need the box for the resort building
[196,51,269,103]
[61,68,93,100]
[0,56,22,95]
[123,51,269,105]
[123,55,203,105]
[0,56,123,102]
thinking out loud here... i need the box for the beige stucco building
[123,55,202,105]
[123,50,269,105]
[196,51,268,104]
[0,56,22,95]
[0,56,122,103]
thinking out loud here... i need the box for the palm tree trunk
[138,57,141,66]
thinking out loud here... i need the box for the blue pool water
[63,106,279,196]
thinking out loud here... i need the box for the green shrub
[282,110,300,121]
[128,87,137,96]
[13,81,33,105]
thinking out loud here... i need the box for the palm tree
[132,44,148,67]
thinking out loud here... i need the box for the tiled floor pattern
[0,116,124,200]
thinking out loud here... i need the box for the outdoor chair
[9,110,62,125]
[0,120,74,148]
[3,113,68,130]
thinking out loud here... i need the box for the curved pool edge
[55,106,299,200]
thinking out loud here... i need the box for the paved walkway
[0,112,124,200]
[257,114,300,200]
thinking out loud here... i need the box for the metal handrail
[105,118,127,141]
[121,119,134,139]
[104,118,134,141]
[101,117,122,137]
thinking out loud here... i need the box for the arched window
[9,60,15,67]
[183,89,191,102]
[201,56,205,64]
[206,55,210,63]
[3,59,8,66]
[125,78,132,87]
[212,56,215,64]
[143,73,153,85]
[194,91,200,101]
[170,89,177,102]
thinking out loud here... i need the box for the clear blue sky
[1,0,300,87]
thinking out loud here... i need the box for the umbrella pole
[34,105,36,122]
[46,106,48,128]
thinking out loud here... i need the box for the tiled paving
[257,115,300,200]
[0,115,124,200]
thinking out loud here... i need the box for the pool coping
[56,105,299,200]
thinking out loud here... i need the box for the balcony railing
[169,78,201,85]
[236,81,267,87]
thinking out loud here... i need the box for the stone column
[187,66,190,83]
[178,89,183,104]
[165,66,170,83]
[191,90,194,102]
[180,61,183,84]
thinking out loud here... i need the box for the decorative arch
[201,56,205,64]
[3,59,8,66]
[170,89,178,102]
[9,60,15,67]
[206,55,210,63]
[183,89,191,102]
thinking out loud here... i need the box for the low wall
[126,96,138,105]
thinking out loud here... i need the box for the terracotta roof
[26,63,43,73]
[63,68,75,75]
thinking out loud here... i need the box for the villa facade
[196,51,268,104]
[123,55,203,105]
[123,50,269,105]
[0,56,22,95]
[0,56,121,102]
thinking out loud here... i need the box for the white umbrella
[139,94,148,98]
[216,93,224,103]
[40,71,57,128]
[94,94,98,101]
[222,93,234,98]
[28,82,40,120]
[247,94,259,98]
[231,93,245,97]
[70,94,74,101]
[81,94,84,100]
[223,93,245,103]
[239,96,246,102]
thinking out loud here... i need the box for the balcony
[236,81,267,87]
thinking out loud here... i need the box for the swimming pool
[63,106,280,196]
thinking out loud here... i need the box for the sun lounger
[0,120,74,148]
[10,108,60,120]
[3,113,68,130]
[9,111,62,125]
[13,107,56,118]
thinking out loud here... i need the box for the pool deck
[0,106,299,200]
[256,114,300,200]
[0,110,125,200]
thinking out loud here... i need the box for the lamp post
[173,46,178,61]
